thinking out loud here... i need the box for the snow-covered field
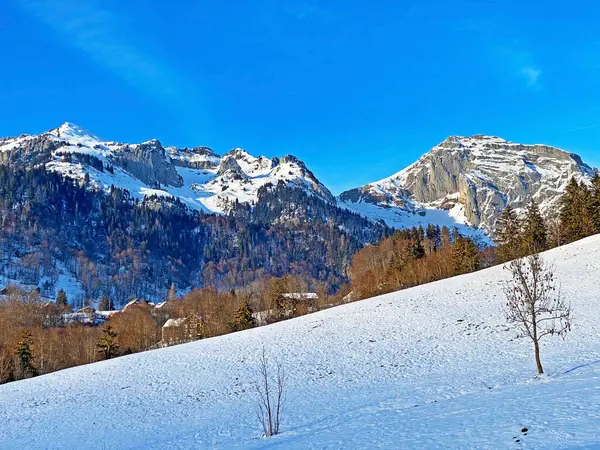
[2,236,600,449]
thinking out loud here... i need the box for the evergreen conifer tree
[229,300,257,332]
[451,236,479,275]
[560,177,595,242]
[98,294,112,311]
[494,205,522,262]
[591,171,600,232]
[97,325,120,360]
[15,331,38,378]
[441,226,451,248]
[521,199,548,254]
[167,283,177,303]
[55,289,68,308]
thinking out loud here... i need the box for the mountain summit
[0,123,333,213]
[339,134,595,236]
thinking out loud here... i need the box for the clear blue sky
[1,0,600,193]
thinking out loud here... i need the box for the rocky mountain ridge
[0,122,333,214]
[339,134,595,236]
[1,125,596,238]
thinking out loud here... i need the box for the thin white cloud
[495,40,543,90]
[15,0,207,133]
[559,123,600,133]
[521,65,542,89]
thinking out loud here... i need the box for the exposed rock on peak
[340,135,596,238]
[217,155,248,180]
[168,146,220,170]
[115,140,183,188]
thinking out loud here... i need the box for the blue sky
[1,0,600,193]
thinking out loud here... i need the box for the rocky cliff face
[340,135,595,236]
[0,135,62,166]
[114,139,183,188]
[167,146,221,170]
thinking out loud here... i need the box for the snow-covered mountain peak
[217,154,247,178]
[51,122,100,142]
[340,135,597,239]
[1,123,332,214]
[140,138,163,147]
[438,134,508,149]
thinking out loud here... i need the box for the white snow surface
[2,235,600,449]
[338,195,492,245]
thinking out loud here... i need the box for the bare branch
[255,347,287,437]
[504,254,572,374]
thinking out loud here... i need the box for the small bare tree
[255,348,287,437]
[504,254,572,374]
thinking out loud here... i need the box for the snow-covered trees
[504,254,571,374]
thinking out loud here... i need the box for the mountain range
[0,123,595,304]
[0,122,333,214]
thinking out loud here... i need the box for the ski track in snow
[1,236,600,448]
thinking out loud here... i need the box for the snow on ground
[339,197,492,245]
[2,237,600,448]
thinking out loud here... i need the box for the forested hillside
[0,167,389,306]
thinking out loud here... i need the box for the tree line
[349,225,482,299]
[0,273,345,384]
[495,174,600,261]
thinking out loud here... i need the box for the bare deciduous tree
[255,348,287,437]
[504,254,572,374]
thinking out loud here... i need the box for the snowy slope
[2,235,600,449]
[0,122,334,214]
[339,135,595,237]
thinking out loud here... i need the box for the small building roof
[282,292,318,300]
[163,317,188,328]
[123,299,152,311]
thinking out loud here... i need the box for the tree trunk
[533,339,544,374]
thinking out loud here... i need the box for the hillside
[1,124,597,304]
[0,124,391,304]
[339,135,595,237]
[0,167,388,306]
[1,235,599,449]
